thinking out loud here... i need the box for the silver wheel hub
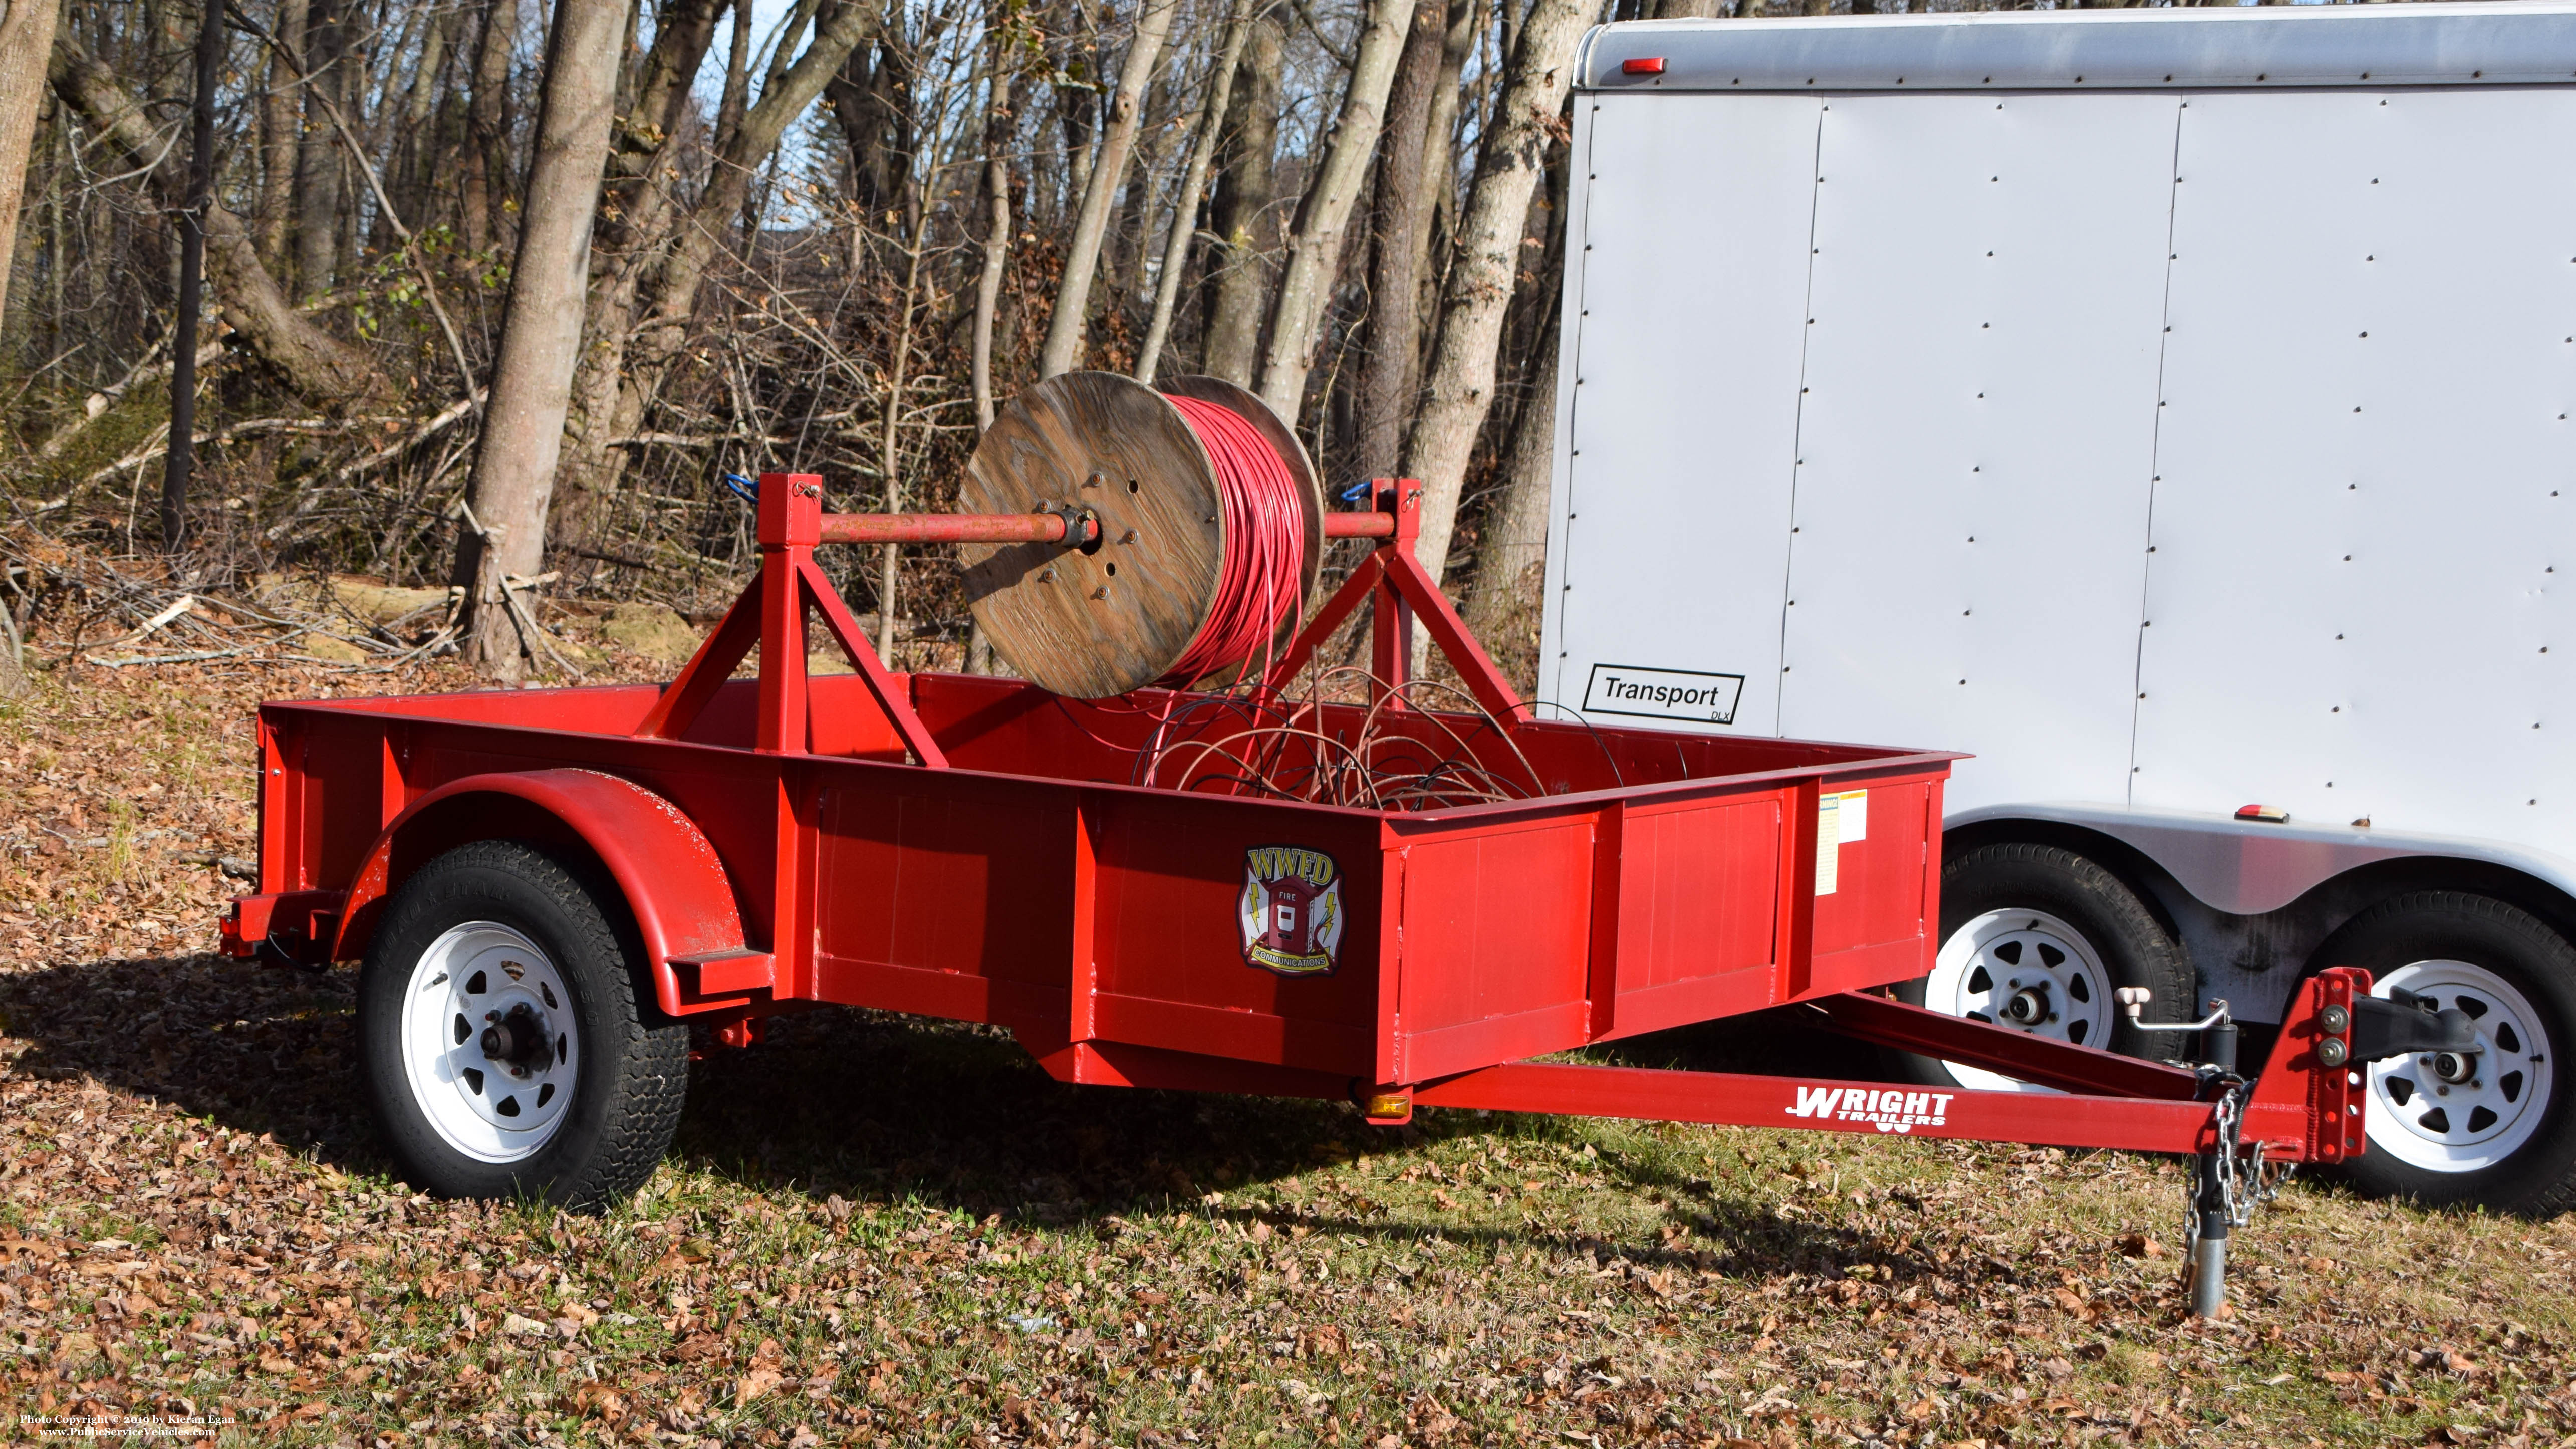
[398,921,580,1164]
[2366,960,2550,1174]
[1925,908,2112,1094]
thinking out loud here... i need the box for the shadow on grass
[0,953,384,1172]
[0,953,1900,1269]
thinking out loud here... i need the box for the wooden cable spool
[957,372,1325,698]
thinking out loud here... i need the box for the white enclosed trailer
[1543,1,2576,1211]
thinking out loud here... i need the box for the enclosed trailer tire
[359,839,689,1212]
[1892,843,2196,1092]
[2310,892,2576,1216]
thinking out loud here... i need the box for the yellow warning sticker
[1815,790,1867,896]
[1835,789,1868,842]
[1816,794,1841,896]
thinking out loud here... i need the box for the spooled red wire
[1158,396,1307,688]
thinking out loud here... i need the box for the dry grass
[3,636,2575,1448]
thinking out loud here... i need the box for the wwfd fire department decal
[1240,846,1344,977]
[1786,1085,1956,1134]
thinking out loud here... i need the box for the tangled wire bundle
[1123,667,1596,812]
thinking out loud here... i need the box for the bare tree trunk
[387,9,447,246]
[965,23,1015,678]
[1134,0,1249,386]
[462,0,518,255]
[1251,0,1414,423]
[256,0,305,267]
[1462,142,1565,677]
[1351,0,1444,479]
[329,34,366,283]
[652,2,873,327]
[527,0,723,557]
[615,0,724,195]
[161,0,223,552]
[827,38,904,216]
[0,588,23,701]
[1462,295,1558,639]
[1409,0,1476,325]
[51,29,378,400]
[0,0,61,331]
[1403,0,1587,595]
[1055,79,1092,230]
[1199,5,1278,386]
[1037,0,1175,379]
[1104,111,1156,307]
[971,43,1012,430]
[452,0,628,679]
[877,196,931,661]
[291,0,346,296]
[552,0,876,536]
[42,97,57,352]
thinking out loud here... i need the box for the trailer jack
[2182,1079,2283,1319]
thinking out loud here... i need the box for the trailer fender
[329,768,765,1015]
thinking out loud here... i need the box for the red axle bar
[819,511,1087,545]
[814,507,1395,545]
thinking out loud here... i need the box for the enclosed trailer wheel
[2310,892,2576,1215]
[359,839,688,1211]
[1893,843,2195,1092]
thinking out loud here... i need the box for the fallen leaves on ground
[0,602,2573,1447]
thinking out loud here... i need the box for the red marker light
[2235,804,2290,823]
[1623,57,1666,76]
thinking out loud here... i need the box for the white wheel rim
[2364,960,2553,1174]
[1924,908,2115,1094]
[398,921,580,1165]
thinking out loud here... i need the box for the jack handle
[2115,988,2240,1073]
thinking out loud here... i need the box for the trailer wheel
[359,840,688,1211]
[2309,893,2576,1215]
[1892,843,2194,1092]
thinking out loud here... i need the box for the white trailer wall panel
[1544,3,2576,925]
[1778,93,2177,808]
[1548,95,1820,735]
[2135,89,2576,842]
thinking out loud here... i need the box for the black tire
[2310,892,2576,1216]
[1892,843,2197,1089]
[359,839,688,1211]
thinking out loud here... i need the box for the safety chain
[2184,1081,2295,1250]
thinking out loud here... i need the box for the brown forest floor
[2,646,2575,1448]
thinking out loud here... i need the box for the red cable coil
[1159,395,1308,688]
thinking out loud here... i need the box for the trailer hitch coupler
[2349,988,2478,1064]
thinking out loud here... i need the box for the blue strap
[720,472,760,505]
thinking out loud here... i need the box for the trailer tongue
[222,377,2396,1315]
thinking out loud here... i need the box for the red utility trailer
[223,475,2422,1314]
